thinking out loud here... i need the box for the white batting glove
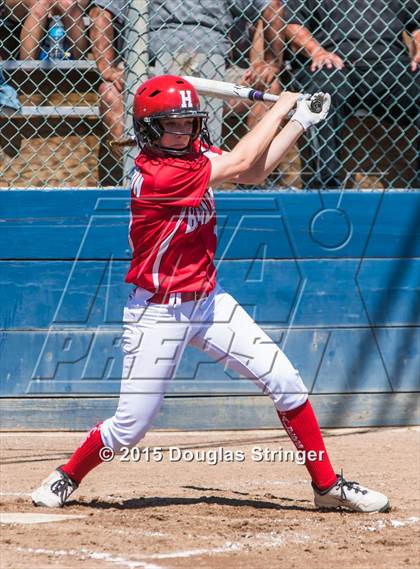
[290,92,331,131]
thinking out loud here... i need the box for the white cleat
[313,473,390,513]
[31,468,78,508]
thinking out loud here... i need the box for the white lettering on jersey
[185,188,215,234]
[180,90,193,108]
[131,170,144,197]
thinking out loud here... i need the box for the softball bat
[183,76,326,113]
[111,79,326,147]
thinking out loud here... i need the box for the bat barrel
[182,75,279,104]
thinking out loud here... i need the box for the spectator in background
[148,0,285,147]
[4,0,88,59]
[88,0,125,147]
[88,0,127,183]
[225,0,283,136]
[283,0,420,189]
[148,0,231,146]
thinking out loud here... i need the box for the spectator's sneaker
[31,468,78,508]
[313,473,390,513]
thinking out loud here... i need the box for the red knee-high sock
[278,400,337,491]
[61,422,105,485]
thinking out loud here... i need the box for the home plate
[0,513,86,525]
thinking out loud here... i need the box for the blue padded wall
[0,189,419,429]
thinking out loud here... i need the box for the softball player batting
[32,75,389,513]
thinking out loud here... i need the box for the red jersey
[125,143,221,294]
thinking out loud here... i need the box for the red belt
[147,291,210,304]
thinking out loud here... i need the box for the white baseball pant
[101,284,308,451]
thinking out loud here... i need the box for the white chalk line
[11,515,420,569]
[139,543,241,559]
[14,530,310,569]
[141,530,313,559]
[16,547,164,569]
[115,529,166,538]
[390,517,419,528]
[240,479,310,487]
[361,516,419,532]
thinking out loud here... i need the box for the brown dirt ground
[1,426,419,569]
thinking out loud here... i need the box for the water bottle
[48,16,66,61]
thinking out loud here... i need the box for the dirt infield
[1,427,419,569]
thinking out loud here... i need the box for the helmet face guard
[133,75,211,155]
[134,110,210,155]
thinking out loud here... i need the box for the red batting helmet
[133,75,210,154]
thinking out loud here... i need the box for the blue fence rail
[0,189,419,429]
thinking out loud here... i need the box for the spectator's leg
[291,66,353,188]
[221,65,250,150]
[247,78,284,186]
[18,0,50,59]
[97,78,124,185]
[98,80,124,155]
[369,61,420,189]
[88,7,118,77]
[89,5,124,184]
[223,65,282,134]
[247,76,282,129]
[54,0,89,59]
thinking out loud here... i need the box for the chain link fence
[0,0,418,188]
